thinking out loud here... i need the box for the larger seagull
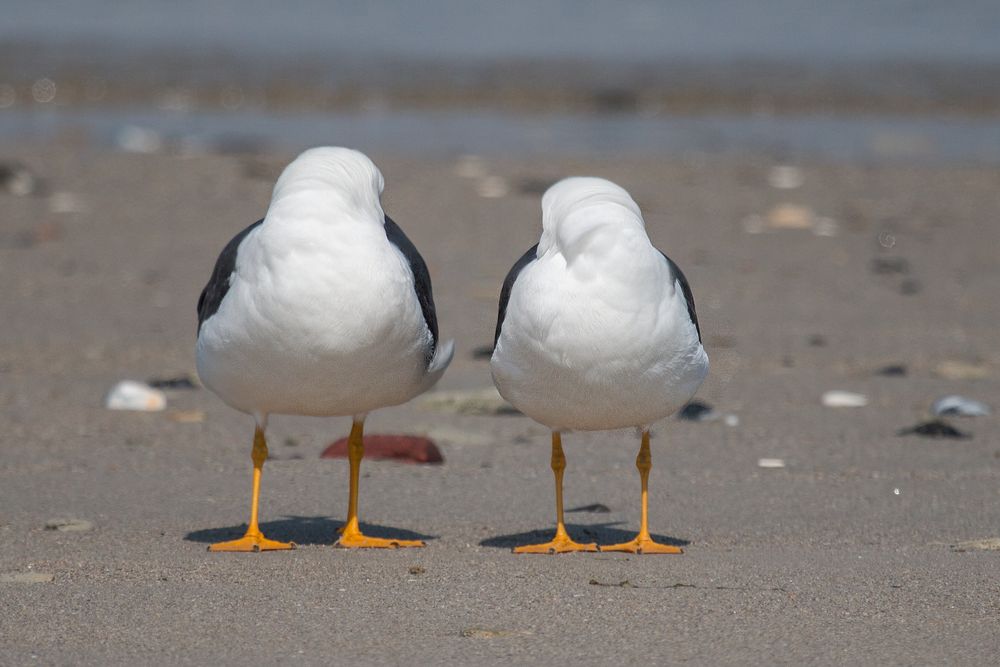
[196,147,453,551]
[491,177,708,554]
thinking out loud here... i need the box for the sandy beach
[1,143,998,664]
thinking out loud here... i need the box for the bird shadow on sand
[185,515,437,546]
[479,522,689,550]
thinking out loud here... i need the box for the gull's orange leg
[514,432,598,554]
[336,419,424,549]
[209,425,295,552]
[601,430,682,554]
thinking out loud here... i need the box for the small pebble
[45,518,94,532]
[871,257,910,275]
[757,458,786,469]
[148,375,198,390]
[931,395,990,418]
[807,334,827,347]
[105,380,167,412]
[897,419,970,439]
[767,203,814,229]
[0,162,43,196]
[723,414,740,427]
[822,390,869,408]
[408,566,426,575]
[875,364,907,377]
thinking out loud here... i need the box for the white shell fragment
[476,175,510,198]
[822,390,869,408]
[950,538,1000,552]
[105,380,167,412]
[767,165,804,190]
[757,458,786,468]
[741,204,838,237]
[931,395,990,417]
[45,518,95,532]
[0,572,54,584]
[114,125,164,154]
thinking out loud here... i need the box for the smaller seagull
[491,177,708,554]
[196,147,453,551]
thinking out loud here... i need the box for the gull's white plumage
[195,146,451,551]
[196,147,453,418]
[492,176,708,431]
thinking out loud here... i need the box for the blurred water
[4,1,1000,65]
[3,2,1000,161]
[5,106,1000,164]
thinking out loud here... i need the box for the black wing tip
[494,244,539,347]
[196,218,265,334]
[383,214,440,352]
[660,251,701,343]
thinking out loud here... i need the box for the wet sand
[1,143,998,664]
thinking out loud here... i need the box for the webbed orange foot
[514,534,598,554]
[335,522,424,549]
[600,536,682,554]
[208,530,295,553]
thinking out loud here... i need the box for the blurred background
[3,0,1000,162]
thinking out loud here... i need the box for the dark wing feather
[196,218,264,333]
[659,251,701,342]
[494,244,539,348]
[384,215,439,351]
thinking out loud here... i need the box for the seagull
[491,177,708,554]
[195,147,453,551]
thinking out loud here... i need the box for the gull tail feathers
[421,339,455,393]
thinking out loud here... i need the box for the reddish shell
[320,435,444,464]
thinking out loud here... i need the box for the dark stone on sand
[148,375,198,390]
[0,162,44,197]
[876,364,908,377]
[897,419,970,439]
[900,278,922,295]
[871,256,910,275]
[807,334,828,347]
[591,88,639,113]
[678,400,717,422]
[321,435,444,464]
